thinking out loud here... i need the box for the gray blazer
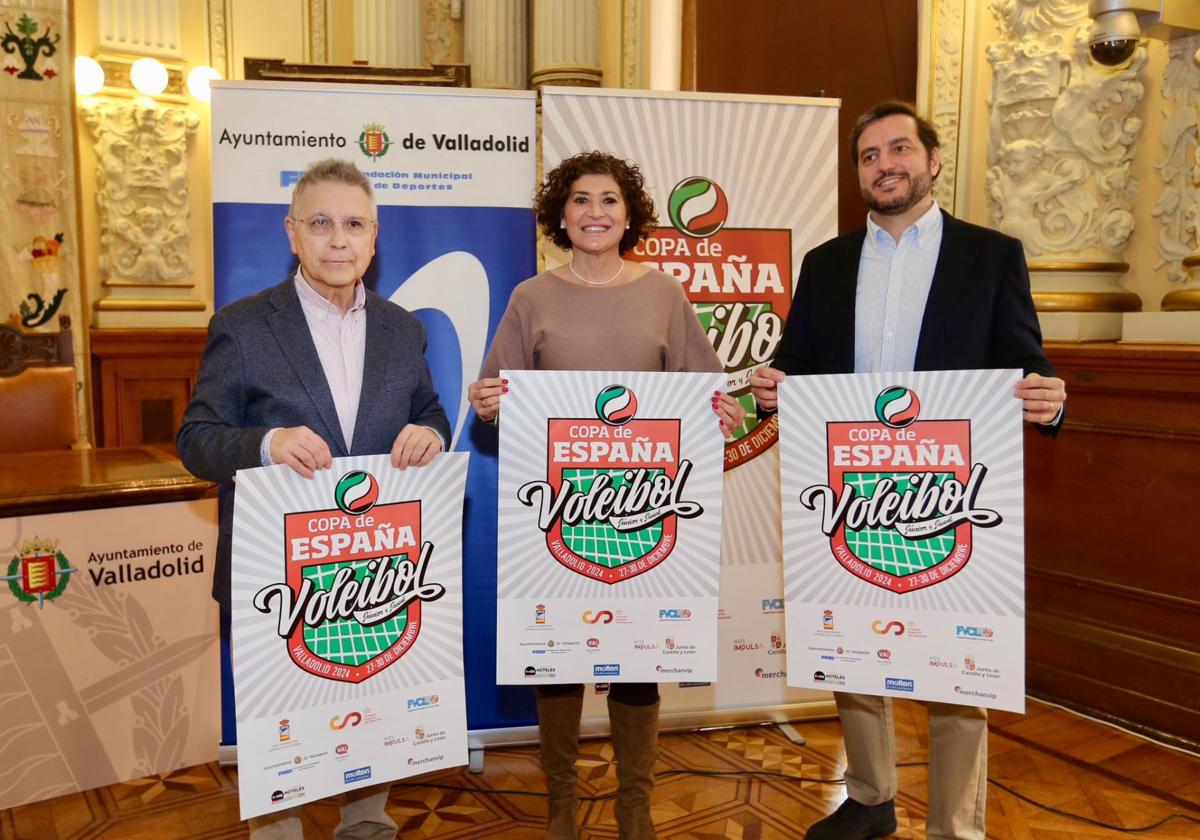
[177,277,451,613]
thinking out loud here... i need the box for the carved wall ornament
[423,0,454,65]
[928,0,967,212]
[986,0,1147,259]
[1153,34,1200,286]
[207,0,229,79]
[80,99,199,284]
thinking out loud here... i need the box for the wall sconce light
[75,56,105,95]
[186,66,222,102]
[130,57,168,95]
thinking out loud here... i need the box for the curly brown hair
[535,151,658,254]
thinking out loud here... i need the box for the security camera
[1087,8,1140,66]
[1087,0,1200,66]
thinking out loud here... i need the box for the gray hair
[288,158,376,218]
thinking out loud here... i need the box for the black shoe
[805,798,897,839]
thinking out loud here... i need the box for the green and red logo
[631,176,792,470]
[668,177,729,238]
[517,386,703,584]
[3,537,77,608]
[357,124,391,159]
[252,472,446,683]
[335,470,379,514]
[800,389,1002,593]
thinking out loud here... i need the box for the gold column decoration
[1163,256,1200,309]
[464,0,525,88]
[530,0,602,89]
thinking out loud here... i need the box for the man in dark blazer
[751,102,1066,840]
[178,158,450,840]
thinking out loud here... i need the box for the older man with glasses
[178,158,450,840]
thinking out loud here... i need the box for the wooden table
[0,446,216,518]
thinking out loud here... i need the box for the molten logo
[668,176,729,238]
[582,609,614,624]
[874,386,921,429]
[329,712,363,730]
[872,620,905,636]
[595,385,638,426]
[333,470,379,515]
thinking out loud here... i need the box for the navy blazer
[776,210,1058,385]
[178,277,451,613]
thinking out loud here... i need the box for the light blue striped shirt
[854,201,943,374]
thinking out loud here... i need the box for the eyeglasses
[291,215,376,237]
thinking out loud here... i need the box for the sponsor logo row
[815,610,996,643]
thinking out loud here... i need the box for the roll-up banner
[210,82,538,743]
[542,88,839,723]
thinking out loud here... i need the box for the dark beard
[861,171,932,216]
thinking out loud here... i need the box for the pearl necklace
[569,257,625,286]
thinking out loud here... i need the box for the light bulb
[75,56,105,96]
[187,65,222,102]
[130,57,168,96]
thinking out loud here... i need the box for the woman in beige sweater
[468,151,742,840]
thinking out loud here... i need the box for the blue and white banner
[211,81,538,738]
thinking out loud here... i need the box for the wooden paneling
[1026,342,1200,751]
[688,0,919,235]
[89,328,207,450]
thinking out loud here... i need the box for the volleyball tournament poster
[777,370,1026,712]
[543,87,838,710]
[230,454,468,818]
[495,371,725,684]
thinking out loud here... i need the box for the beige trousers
[247,782,397,840]
[835,692,988,840]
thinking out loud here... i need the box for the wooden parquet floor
[2,700,1198,839]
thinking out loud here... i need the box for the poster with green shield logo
[230,453,468,819]
[778,369,1026,712]
[496,370,725,684]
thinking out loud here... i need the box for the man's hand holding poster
[231,453,468,819]
[496,371,725,684]
[777,370,1026,712]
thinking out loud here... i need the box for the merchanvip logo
[251,470,446,683]
[801,387,1002,593]
[517,386,702,584]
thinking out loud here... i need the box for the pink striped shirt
[260,271,367,463]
